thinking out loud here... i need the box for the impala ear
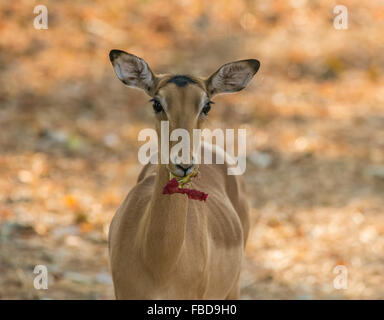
[109,50,156,94]
[206,59,260,96]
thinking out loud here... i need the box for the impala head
[109,50,260,177]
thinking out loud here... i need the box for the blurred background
[1,0,384,299]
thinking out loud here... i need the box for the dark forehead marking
[166,75,197,87]
[154,74,206,96]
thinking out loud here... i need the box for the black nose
[176,164,194,173]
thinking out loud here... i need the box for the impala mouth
[168,163,195,178]
[168,166,198,186]
[169,166,186,178]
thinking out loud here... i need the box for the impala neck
[138,164,189,280]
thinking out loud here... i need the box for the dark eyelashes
[149,98,163,113]
[201,100,214,116]
[148,99,214,115]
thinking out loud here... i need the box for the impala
[108,50,260,299]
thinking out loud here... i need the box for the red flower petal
[162,178,208,201]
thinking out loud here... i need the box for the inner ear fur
[109,50,158,95]
[206,59,260,96]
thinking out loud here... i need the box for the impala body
[108,50,260,299]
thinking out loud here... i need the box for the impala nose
[176,163,194,176]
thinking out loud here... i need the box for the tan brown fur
[108,50,259,299]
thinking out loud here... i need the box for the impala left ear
[109,49,156,95]
[206,59,260,96]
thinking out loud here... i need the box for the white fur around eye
[158,96,168,113]
[197,95,208,118]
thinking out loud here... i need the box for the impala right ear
[109,50,156,94]
[206,59,260,96]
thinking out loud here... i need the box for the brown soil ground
[1,0,384,299]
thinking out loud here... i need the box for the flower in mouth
[162,177,208,202]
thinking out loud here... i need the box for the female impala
[108,50,260,299]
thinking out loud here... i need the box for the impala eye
[201,101,214,116]
[150,99,163,113]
